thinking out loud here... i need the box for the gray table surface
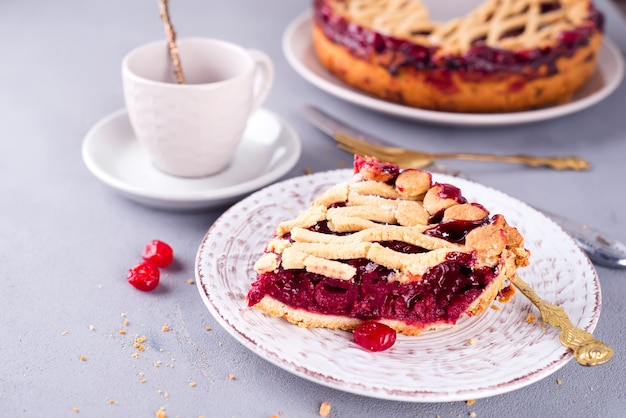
[2,1,626,417]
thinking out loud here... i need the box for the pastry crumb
[490,305,501,310]
[467,338,477,346]
[162,324,170,332]
[304,168,313,175]
[469,412,477,418]
[131,352,139,359]
[123,319,130,326]
[319,401,332,417]
[118,330,127,335]
[497,284,516,303]
[107,399,118,405]
[134,335,147,351]
[526,314,537,324]
[139,378,147,384]
[79,355,87,361]
[89,325,95,331]
[72,407,79,413]
[557,379,563,385]
[156,406,166,418]
[188,381,196,387]
[187,278,195,284]
[205,326,212,331]
[154,361,162,367]
[229,374,236,380]
[120,312,126,318]
[61,330,69,336]
[466,399,475,405]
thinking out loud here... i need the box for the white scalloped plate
[195,169,601,402]
[283,13,625,126]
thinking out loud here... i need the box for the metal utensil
[302,105,589,171]
[513,276,613,366]
[302,104,626,268]
[335,131,589,170]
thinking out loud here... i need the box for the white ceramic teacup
[122,38,274,177]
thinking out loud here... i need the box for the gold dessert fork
[513,277,613,366]
[335,132,590,171]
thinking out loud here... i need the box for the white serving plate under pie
[195,169,601,402]
[82,108,301,210]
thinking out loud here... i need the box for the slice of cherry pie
[246,156,530,336]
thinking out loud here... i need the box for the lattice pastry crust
[332,0,592,54]
[255,170,528,283]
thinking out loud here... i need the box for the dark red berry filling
[247,250,495,326]
[434,183,466,203]
[247,218,497,327]
[314,0,604,92]
[425,217,490,243]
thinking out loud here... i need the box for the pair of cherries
[127,240,174,291]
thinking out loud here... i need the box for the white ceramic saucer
[82,108,301,210]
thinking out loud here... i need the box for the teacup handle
[248,49,274,113]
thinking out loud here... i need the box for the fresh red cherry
[127,262,160,291]
[353,321,397,352]
[141,240,174,267]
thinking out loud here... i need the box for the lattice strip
[331,0,592,53]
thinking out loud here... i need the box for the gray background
[1,0,625,416]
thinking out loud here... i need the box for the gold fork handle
[431,153,589,171]
[513,277,613,366]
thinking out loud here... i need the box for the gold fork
[513,277,612,366]
[335,132,590,171]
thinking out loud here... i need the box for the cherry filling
[247,251,495,326]
[435,183,466,203]
[425,217,490,243]
[247,218,497,326]
[314,0,604,91]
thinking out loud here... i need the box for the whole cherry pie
[312,0,604,112]
[247,156,530,336]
